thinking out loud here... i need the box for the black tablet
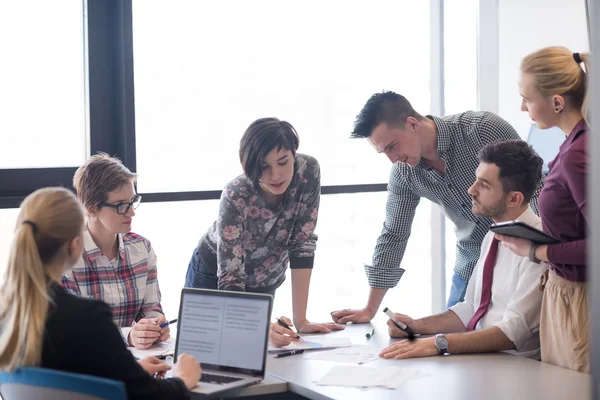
[489,221,560,245]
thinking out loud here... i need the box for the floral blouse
[197,154,320,292]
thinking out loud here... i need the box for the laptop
[526,123,566,175]
[174,288,273,395]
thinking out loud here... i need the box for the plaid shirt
[62,229,164,332]
[367,111,541,288]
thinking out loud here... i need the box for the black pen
[276,318,303,340]
[383,307,415,340]
[273,349,304,358]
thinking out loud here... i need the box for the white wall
[498,0,589,138]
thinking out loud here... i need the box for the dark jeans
[184,248,276,298]
[185,248,218,289]
[446,271,468,308]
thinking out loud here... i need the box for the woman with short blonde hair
[63,152,171,350]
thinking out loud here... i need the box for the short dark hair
[239,118,300,184]
[351,91,423,139]
[477,140,543,203]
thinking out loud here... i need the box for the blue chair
[0,367,126,400]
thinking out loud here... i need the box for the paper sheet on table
[129,337,175,359]
[268,337,352,353]
[315,365,428,389]
[304,345,380,364]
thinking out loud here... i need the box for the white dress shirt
[450,206,548,357]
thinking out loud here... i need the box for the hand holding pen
[269,316,302,348]
[383,307,416,340]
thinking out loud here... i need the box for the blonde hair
[0,187,84,371]
[73,152,137,212]
[521,46,590,123]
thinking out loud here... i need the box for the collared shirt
[450,207,548,357]
[539,119,587,282]
[367,111,540,288]
[197,154,320,293]
[62,229,164,339]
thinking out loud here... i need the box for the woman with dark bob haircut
[185,117,343,346]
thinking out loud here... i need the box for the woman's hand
[495,234,532,258]
[295,319,345,334]
[138,356,171,379]
[269,316,301,348]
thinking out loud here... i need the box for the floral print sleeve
[288,159,320,269]
[216,195,247,291]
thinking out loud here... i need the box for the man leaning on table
[380,140,548,360]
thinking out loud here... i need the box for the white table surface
[267,317,591,400]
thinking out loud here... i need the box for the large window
[443,0,477,296]
[132,0,430,192]
[133,193,432,321]
[0,1,87,169]
[131,0,434,320]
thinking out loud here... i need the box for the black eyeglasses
[99,194,142,215]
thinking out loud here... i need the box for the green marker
[366,328,375,339]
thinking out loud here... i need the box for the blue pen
[159,318,177,328]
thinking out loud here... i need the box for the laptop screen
[175,289,272,375]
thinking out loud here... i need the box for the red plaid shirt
[62,229,164,334]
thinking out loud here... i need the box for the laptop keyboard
[200,373,244,385]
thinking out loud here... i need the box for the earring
[555,107,561,113]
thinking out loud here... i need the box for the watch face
[435,334,448,350]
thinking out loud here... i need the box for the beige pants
[540,270,589,373]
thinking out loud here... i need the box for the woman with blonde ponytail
[0,188,202,399]
[496,46,590,372]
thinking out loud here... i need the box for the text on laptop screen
[177,292,270,371]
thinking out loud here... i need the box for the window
[443,0,477,115]
[443,0,478,296]
[132,0,431,192]
[132,193,432,321]
[0,1,87,169]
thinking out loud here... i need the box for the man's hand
[330,308,375,324]
[379,337,438,360]
[387,313,418,337]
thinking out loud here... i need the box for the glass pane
[133,0,431,192]
[132,193,432,321]
[444,0,477,115]
[0,1,87,169]
[0,209,20,286]
[443,0,477,296]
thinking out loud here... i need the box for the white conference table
[190,316,591,399]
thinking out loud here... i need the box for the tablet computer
[489,221,560,245]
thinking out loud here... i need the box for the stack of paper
[268,337,352,353]
[315,365,428,389]
[304,345,380,365]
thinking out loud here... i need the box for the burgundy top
[538,119,588,282]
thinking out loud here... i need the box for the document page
[177,293,270,370]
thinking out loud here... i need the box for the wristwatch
[434,334,449,355]
[529,244,541,264]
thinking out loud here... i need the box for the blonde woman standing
[0,188,201,399]
[497,46,589,372]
